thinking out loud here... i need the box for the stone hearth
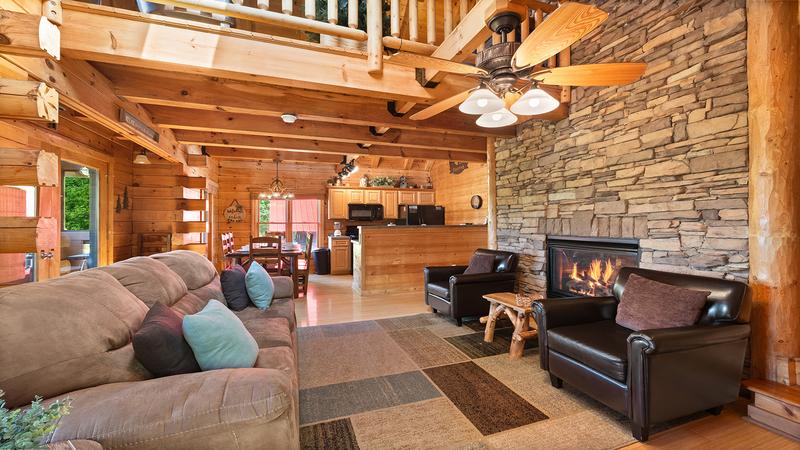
[494,0,749,295]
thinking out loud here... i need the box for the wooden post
[747,0,800,384]
[444,0,452,36]
[367,0,383,75]
[459,0,467,21]
[0,80,58,123]
[487,138,497,250]
[281,0,292,14]
[391,0,400,36]
[408,0,418,42]
[426,0,435,45]
[348,0,358,28]
[304,0,315,19]
[328,0,338,24]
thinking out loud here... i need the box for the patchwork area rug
[298,313,644,450]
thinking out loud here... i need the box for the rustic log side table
[480,292,538,360]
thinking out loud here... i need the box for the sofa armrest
[531,296,617,371]
[424,265,467,283]
[271,276,294,299]
[627,324,751,355]
[450,271,516,285]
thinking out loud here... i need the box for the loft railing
[137,0,568,79]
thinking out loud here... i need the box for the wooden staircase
[743,379,800,441]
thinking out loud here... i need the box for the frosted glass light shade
[476,108,518,128]
[510,87,560,115]
[459,88,504,115]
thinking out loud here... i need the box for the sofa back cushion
[152,250,217,291]
[613,267,750,324]
[98,257,188,309]
[0,270,150,408]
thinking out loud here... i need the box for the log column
[487,137,498,250]
[747,0,800,384]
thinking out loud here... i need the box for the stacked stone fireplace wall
[495,0,749,294]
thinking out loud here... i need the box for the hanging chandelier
[259,160,294,199]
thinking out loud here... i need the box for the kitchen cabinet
[382,190,398,219]
[347,189,364,204]
[328,188,348,219]
[398,191,417,205]
[417,191,435,205]
[329,236,352,275]
[364,190,382,204]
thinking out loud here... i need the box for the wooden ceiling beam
[101,65,514,137]
[176,132,486,162]
[148,107,487,153]
[206,148,343,163]
[59,1,474,103]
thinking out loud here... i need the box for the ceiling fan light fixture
[459,88,504,115]
[476,108,517,128]
[510,87,560,116]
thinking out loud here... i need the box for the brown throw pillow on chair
[615,274,711,331]
[464,253,495,275]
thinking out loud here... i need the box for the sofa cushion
[464,253,494,275]
[234,298,297,332]
[0,270,150,408]
[240,316,293,349]
[151,250,217,291]
[46,369,295,450]
[616,273,710,331]
[133,304,200,377]
[427,280,450,300]
[98,257,187,309]
[221,265,250,311]
[548,320,631,383]
[246,262,275,310]
[183,300,259,371]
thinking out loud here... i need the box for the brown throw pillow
[464,253,495,275]
[615,273,711,331]
[133,304,200,377]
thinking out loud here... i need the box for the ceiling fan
[388,2,647,128]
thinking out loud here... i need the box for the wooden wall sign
[224,199,244,223]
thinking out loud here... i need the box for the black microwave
[348,203,384,221]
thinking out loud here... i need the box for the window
[60,162,99,274]
[63,171,91,231]
[254,198,321,248]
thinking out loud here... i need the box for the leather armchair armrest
[531,296,617,371]
[450,271,516,285]
[424,265,467,283]
[627,323,751,355]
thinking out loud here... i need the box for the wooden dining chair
[249,235,283,275]
[295,232,314,297]
[221,232,235,268]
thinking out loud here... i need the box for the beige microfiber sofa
[0,250,299,450]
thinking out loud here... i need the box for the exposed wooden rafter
[205,148,344,163]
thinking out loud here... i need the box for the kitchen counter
[352,225,488,295]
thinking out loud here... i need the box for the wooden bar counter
[352,225,487,295]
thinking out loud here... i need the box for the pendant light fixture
[133,149,151,165]
[476,108,518,128]
[260,160,294,199]
[459,87,505,115]
[509,85,560,116]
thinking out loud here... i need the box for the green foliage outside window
[0,390,71,450]
[63,176,90,231]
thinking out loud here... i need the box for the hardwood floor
[295,274,429,326]
[297,275,800,449]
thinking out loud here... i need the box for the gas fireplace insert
[546,236,640,298]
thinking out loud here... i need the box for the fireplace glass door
[547,237,639,297]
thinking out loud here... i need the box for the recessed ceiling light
[281,113,298,124]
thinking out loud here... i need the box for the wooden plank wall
[430,160,488,225]
[112,149,134,261]
[131,159,185,254]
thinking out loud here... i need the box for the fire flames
[568,258,617,296]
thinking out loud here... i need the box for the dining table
[225,244,304,298]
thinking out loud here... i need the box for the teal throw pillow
[182,300,259,371]
[245,262,275,310]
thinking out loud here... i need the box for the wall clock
[470,195,483,209]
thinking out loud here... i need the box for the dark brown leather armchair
[532,267,750,442]
[424,249,518,326]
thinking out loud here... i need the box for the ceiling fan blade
[409,90,474,121]
[387,52,487,76]
[512,2,609,70]
[530,63,647,86]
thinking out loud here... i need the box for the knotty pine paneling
[431,160,488,225]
